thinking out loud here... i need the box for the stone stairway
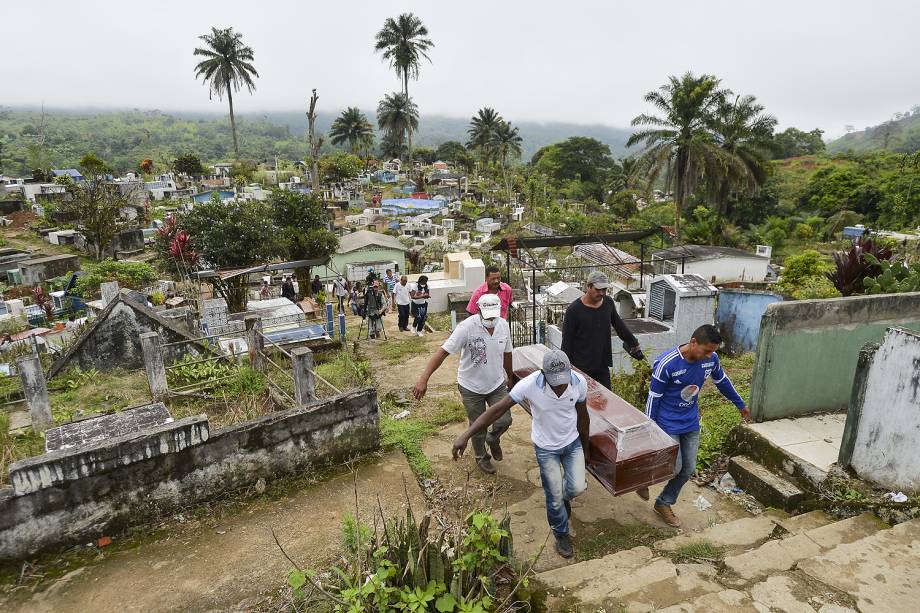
[537,510,920,612]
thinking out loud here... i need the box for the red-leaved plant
[827,237,893,296]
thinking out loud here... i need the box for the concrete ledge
[728,455,803,512]
[9,415,209,496]
[0,387,378,562]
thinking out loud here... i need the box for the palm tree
[467,107,503,166]
[374,13,433,159]
[627,72,729,238]
[710,95,777,218]
[376,93,419,161]
[193,27,259,159]
[329,107,375,155]
[490,120,523,196]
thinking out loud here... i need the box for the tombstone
[101,281,120,305]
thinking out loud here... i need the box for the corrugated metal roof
[573,243,642,279]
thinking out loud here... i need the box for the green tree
[379,130,406,160]
[772,127,826,159]
[490,121,523,196]
[374,13,433,159]
[467,108,503,166]
[270,191,338,297]
[435,141,467,164]
[59,153,134,260]
[193,27,259,159]
[319,151,363,182]
[329,107,374,155]
[532,136,614,202]
[376,93,419,160]
[412,147,438,165]
[173,153,206,177]
[711,94,777,217]
[628,72,729,238]
[181,196,281,312]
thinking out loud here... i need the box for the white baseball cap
[477,293,502,319]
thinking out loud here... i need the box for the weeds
[671,540,725,562]
[50,368,151,424]
[314,351,372,398]
[379,397,468,479]
[378,335,429,364]
[0,412,45,486]
[575,520,674,562]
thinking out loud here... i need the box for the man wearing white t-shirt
[393,275,412,332]
[451,349,590,559]
[412,294,514,474]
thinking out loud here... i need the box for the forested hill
[827,107,920,154]
[0,107,633,176]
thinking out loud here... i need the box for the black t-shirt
[561,296,639,374]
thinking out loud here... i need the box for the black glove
[623,341,645,361]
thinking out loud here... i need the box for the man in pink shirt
[467,266,514,319]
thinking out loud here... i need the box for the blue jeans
[412,302,428,332]
[534,438,588,536]
[655,430,701,507]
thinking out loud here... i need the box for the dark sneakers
[554,532,574,558]
[487,439,503,461]
[476,456,497,474]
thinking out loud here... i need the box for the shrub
[827,237,893,296]
[74,259,157,298]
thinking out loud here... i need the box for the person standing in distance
[413,294,514,474]
[642,324,749,527]
[561,270,643,389]
[410,275,431,337]
[393,275,412,332]
[466,265,514,319]
[452,349,590,559]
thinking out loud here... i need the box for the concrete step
[798,517,920,613]
[765,509,835,535]
[654,514,778,554]
[728,455,804,512]
[724,512,889,581]
[538,546,679,605]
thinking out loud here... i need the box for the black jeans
[411,303,428,332]
[581,367,611,390]
[397,303,410,330]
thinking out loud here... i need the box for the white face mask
[480,316,497,328]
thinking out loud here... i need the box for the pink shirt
[466,282,514,319]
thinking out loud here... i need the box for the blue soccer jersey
[645,346,745,435]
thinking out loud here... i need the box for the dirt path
[1,453,425,613]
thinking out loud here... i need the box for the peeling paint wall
[0,388,378,562]
[750,292,920,421]
[716,289,783,356]
[839,327,920,490]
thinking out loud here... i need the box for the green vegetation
[74,258,157,298]
[670,540,725,562]
[828,106,920,154]
[378,335,429,364]
[50,368,151,424]
[774,250,840,300]
[575,520,674,562]
[380,397,468,478]
[0,411,45,487]
[313,351,373,397]
[288,506,520,612]
[697,353,755,468]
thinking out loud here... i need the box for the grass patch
[697,352,755,469]
[50,368,152,424]
[313,351,372,397]
[425,311,451,331]
[670,540,725,562]
[575,519,675,562]
[377,335,429,364]
[379,396,468,480]
[0,411,45,486]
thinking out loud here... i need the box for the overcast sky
[5,1,919,138]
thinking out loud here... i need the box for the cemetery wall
[0,388,378,561]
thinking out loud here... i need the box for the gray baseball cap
[586,270,611,289]
[542,349,573,387]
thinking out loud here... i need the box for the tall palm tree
[711,95,777,218]
[490,120,523,196]
[193,27,259,159]
[374,13,433,160]
[627,72,729,238]
[467,107,503,166]
[376,93,419,160]
[329,107,375,155]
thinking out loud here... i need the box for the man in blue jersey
[641,324,749,527]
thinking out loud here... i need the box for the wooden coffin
[512,345,678,496]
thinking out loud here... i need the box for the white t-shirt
[409,282,430,305]
[442,315,512,394]
[333,279,348,297]
[393,282,412,306]
[510,370,588,450]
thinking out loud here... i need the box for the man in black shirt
[561,270,643,389]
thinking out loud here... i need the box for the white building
[406,252,485,313]
[652,244,772,285]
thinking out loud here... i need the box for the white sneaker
[416,331,423,337]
